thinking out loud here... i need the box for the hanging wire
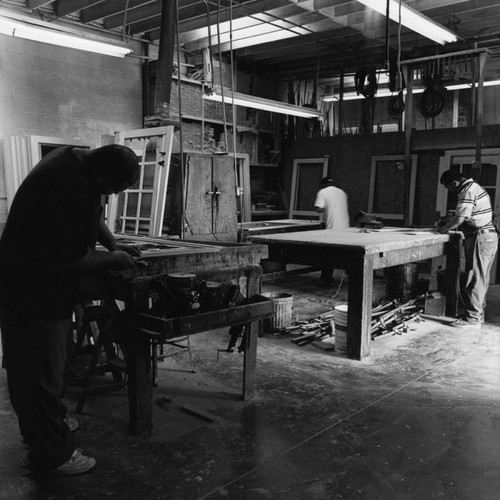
[216,0,228,153]
[329,272,347,301]
[201,0,215,91]
[397,0,402,91]
[175,0,189,237]
[384,0,390,70]
[228,0,243,227]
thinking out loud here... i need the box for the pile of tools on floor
[274,294,427,352]
[370,295,425,338]
[276,310,336,348]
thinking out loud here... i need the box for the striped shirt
[455,178,494,234]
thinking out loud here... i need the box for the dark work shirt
[0,147,101,318]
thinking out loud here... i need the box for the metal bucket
[262,292,293,328]
[385,263,418,299]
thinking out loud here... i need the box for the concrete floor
[1,270,499,500]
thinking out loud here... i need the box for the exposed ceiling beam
[56,0,106,19]
[81,0,156,23]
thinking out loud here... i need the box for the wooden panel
[212,155,237,240]
[184,154,213,237]
[184,153,238,242]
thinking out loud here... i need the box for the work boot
[52,449,96,475]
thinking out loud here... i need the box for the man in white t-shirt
[314,176,350,284]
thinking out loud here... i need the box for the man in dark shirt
[0,144,142,474]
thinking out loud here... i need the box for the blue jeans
[462,233,498,322]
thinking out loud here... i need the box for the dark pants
[0,309,74,472]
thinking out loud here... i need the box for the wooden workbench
[250,227,461,360]
[100,237,269,436]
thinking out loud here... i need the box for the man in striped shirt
[438,169,498,328]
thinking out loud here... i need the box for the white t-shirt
[314,186,350,229]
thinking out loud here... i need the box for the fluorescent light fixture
[446,79,500,91]
[0,15,132,57]
[181,8,312,51]
[357,0,458,45]
[203,88,322,118]
[323,87,425,102]
[322,79,500,102]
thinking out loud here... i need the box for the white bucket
[334,304,348,352]
[262,292,293,328]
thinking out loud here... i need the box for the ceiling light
[322,79,500,102]
[0,15,132,58]
[323,87,425,102]
[445,79,500,91]
[203,88,322,118]
[357,0,458,45]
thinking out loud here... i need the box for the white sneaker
[449,316,481,329]
[52,449,96,475]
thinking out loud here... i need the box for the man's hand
[113,243,142,257]
[108,250,146,270]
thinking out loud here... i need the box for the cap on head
[320,176,334,188]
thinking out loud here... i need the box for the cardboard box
[424,292,446,317]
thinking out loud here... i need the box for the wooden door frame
[108,126,177,237]
[368,154,418,224]
[234,153,251,223]
[436,148,500,215]
[4,135,91,209]
[289,157,329,219]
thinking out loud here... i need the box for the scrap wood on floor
[272,294,428,353]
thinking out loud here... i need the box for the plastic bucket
[262,292,293,328]
[334,304,348,352]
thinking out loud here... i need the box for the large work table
[250,227,461,360]
[98,236,270,436]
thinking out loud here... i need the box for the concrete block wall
[0,34,144,227]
